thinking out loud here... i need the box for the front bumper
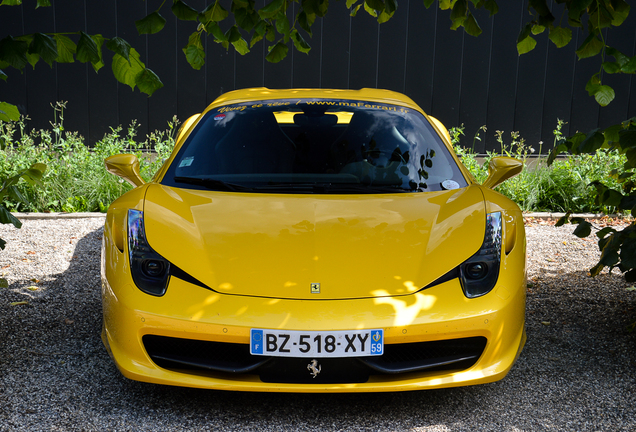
[101,268,526,393]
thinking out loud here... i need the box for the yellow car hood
[143,184,486,300]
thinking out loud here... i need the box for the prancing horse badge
[310,283,320,294]
[307,359,321,378]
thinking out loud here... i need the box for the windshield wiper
[173,176,254,192]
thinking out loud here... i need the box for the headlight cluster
[128,209,171,296]
[459,212,502,298]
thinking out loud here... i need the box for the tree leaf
[235,8,259,32]
[7,185,26,204]
[0,36,28,70]
[225,26,241,43]
[531,24,545,35]
[298,11,315,36]
[621,56,636,74]
[385,0,397,15]
[463,12,482,37]
[136,12,166,35]
[265,41,288,63]
[106,37,131,61]
[232,38,250,55]
[183,44,205,70]
[602,61,621,74]
[517,35,537,55]
[450,0,467,29]
[611,0,630,26]
[112,48,144,89]
[90,34,105,72]
[572,220,592,238]
[0,102,20,122]
[53,34,76,63]
[291,29,311,54]
[200,1,229,23]
[576,33,604,59]
[555,212,571,227]
[259,0,285,19]
[0,206,21,229]
[548,26,572,48]
[135,68,163,96]
[594,85,615,107]
[36,0,51,6]
[76,31,100,64]
[585,73,601,96]
[366,0,385,13]
[346,0,358,7]
[172,0,200,21]
[0,70,6,81]
[28,33,57,66]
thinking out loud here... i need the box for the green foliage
[549,117,636,281]
[0,102,177,214]
[452,122,627,213]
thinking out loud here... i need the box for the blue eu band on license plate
[250,329,384,357]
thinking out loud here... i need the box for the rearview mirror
[482,157,523,189]
[104,154,145,188]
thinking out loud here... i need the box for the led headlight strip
[127,209,171,296]
[459,212,502,298]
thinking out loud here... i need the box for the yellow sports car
[101,88,526,392]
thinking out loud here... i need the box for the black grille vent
[142,335,487,384]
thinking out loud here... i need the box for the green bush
[0,102,177,213]
[450,121,627,213]
[0,106,628,214]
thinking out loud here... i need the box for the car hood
[143,184,486,299]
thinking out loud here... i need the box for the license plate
[250,329,384,357]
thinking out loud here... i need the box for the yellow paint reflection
[219,283,233,290]
[204,294,220,305]
[372,291,437,326]
[403,281,419,292]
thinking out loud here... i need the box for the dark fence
[2,1,635,153]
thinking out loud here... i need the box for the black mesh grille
[142,335,487,384]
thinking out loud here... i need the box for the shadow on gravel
[1,227,635,431]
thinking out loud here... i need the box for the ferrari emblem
[307,359,321,378]
[310,283,320,294]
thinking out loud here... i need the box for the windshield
[161,99,468,194]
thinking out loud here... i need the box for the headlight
[128,209,171,296]
[459,212,502,298]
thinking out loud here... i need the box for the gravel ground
[0,217,635,431]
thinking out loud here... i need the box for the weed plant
[451,121,626,213]
[0,104,627,214]
[0,102,178,213]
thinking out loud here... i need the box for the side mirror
[482,157,523,189]
[104,154,145,188]
[428,116,452,144]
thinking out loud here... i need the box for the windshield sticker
[303,100,409,113]
[214,114,226,121]
[216,100,410,114]
[442,180,460,190]
[179,156,194,168]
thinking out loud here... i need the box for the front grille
[143,335,487,384]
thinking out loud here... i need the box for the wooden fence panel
[2,2,636,153]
